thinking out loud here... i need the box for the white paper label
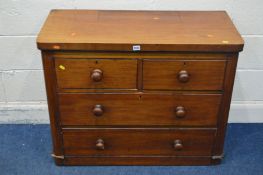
[132,45,141,51]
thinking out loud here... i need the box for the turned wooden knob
[178,70,189,83]
[175,106,186,118]
[174,139,183,150]
[91,69,103,82]
[96,139,105,150]
[93,105,104,116]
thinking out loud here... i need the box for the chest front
[37,10,243,165]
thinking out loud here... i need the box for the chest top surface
[37,10,244,52]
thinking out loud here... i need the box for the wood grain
[38,10,243,165]
[63,156,212,166]
[143,60,226,90]
[58,93,222,127]
[62,128,216,156]
[211,54,239,164]
[41,52,64,165]
[52,51,231,60]
[37,10,244,52]
[55,58,137,89]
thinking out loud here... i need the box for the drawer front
[59,93,222,126]
[63,129,215,156]
[143,60,226,90]
[55,59,137,89]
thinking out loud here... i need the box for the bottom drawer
[63,129,216,156]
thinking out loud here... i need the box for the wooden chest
[37,10,244,165]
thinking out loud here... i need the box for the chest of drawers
[37,10,244,165]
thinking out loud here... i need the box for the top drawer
[55,59,137,89]
[143,60,226,90]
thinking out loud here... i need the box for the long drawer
[58,93,222,126]
[55,58,137,89]
[143,60,226,90]
[63,128,216,156]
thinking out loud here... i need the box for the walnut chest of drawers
[37,10,244,165]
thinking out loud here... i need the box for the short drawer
[59,93,222,126]
[55,58,137,89]
[63,129,215,156]
[143,60,226,90]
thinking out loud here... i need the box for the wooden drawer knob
[91,69,103,82]
[93,104,104,116]
[178,70,189,83]
[96,139,105,150]
[174,139,183,150]
[175,106,186,118]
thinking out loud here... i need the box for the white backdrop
[0,0,262,123]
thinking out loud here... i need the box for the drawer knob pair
[96,139,105,150]
[96,139,183,151]
[96,139,182,151]
[175,106,186,118]
[174,139,183,150]
[91,69,103,82]
[93,105,186,118]
[178,70,190,83]
[93,105,104,116]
